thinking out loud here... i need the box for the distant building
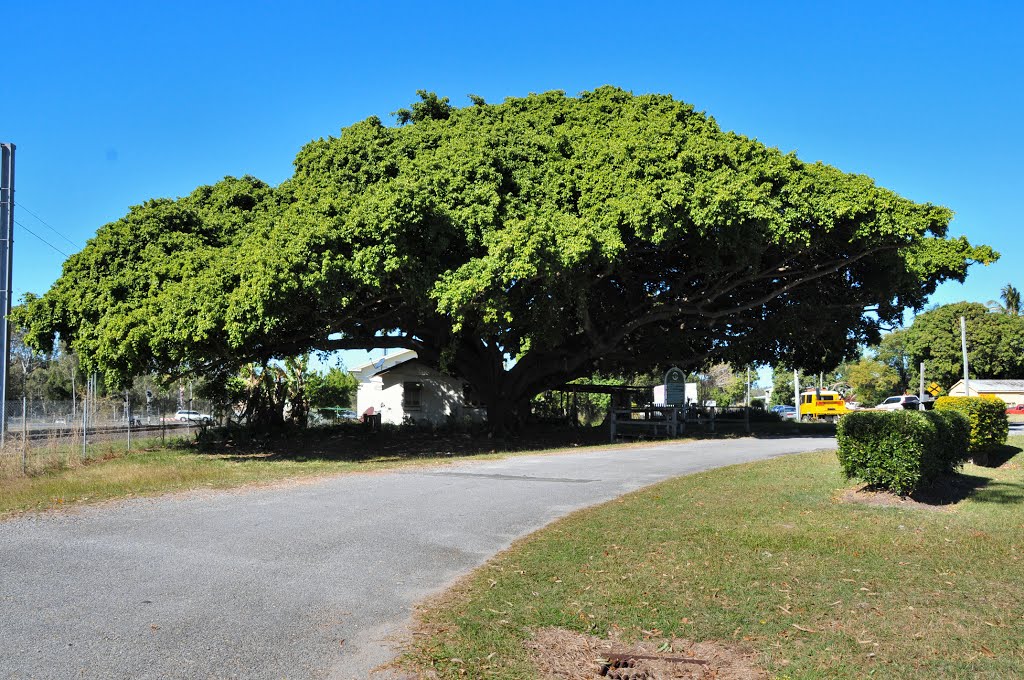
[947,379,1024,406]
[653,382,699,406]
[353,350,486,425]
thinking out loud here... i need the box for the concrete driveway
[0,435,834,679]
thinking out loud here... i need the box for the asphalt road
[0,435,834,679]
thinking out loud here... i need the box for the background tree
[769,366,801,406]
[7,328,46,404]
[842,357,900,406]
[903,301,1024,388]
[306,365,358,411]
[875,330,912,393]
[988,283,1022,316]
[699,363,750,406]
[15,88,996,432]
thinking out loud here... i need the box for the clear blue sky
[5,0,1022,377]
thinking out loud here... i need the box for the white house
[353,351,486,425]
[947,379,1024,406]
[653,382,699,406]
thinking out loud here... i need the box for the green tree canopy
[16,88,996,431]
[842,357,901,406]
[306,366,358,410]
[875,329,913,392]
[903,301,1024,389]
[988,283,1022,316]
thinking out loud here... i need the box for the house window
[403,382,422,409]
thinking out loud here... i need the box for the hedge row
[836,410,970,495]
[933,395,1009,456]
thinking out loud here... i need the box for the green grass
[406,436,1024,679]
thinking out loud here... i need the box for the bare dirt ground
[523,627,767,680]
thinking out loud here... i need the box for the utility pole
[0,143,15,444]
[919,362,926,410]
[793,368,800,419]
[961,316,970,396]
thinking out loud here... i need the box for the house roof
[372,357,421,376]
[350,348,417,373]
[949,379,1024,393]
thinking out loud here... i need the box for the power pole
[793,368,800,418]
[919,362,926,410]
[960,316,970,396]
[0,144,15,445]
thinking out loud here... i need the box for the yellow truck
[798,389,849,422]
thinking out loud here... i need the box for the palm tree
[988,284,1022,316]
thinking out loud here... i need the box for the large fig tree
[17,87,996,431]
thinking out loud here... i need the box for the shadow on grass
[172,419,840,466]
[975,443,1023,468]
[911,473,992,506]
[907,443,1024,506]
[180,422,612,465]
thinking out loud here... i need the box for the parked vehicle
[874,395,922,411]
[174,409,214,424]
[1007,404,1024,415]
[798,389,849,422]
[770,405,797,420]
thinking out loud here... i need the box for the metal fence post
[82,381,88,462]
[21,395,27,474]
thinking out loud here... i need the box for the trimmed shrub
[929,409,972,473]
[836,410,970,495]
[933,396,1009,457]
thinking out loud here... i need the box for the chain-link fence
[0,396,216,478]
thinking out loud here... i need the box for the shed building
[946,379,1024,406]
[353,351,485,426]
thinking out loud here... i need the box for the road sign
[927,382,942,396]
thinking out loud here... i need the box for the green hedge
[933,396,1009,456]
[836,410,970,495]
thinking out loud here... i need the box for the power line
[16,203,80,249]
[13,219,70,258]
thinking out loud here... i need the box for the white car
[875,395,922,411]
[175,409,214,424]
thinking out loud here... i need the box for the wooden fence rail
[609,405,750,441]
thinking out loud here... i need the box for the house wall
[356,377,384,419]
[947,382,1023,405]
[975,391,1022,406]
